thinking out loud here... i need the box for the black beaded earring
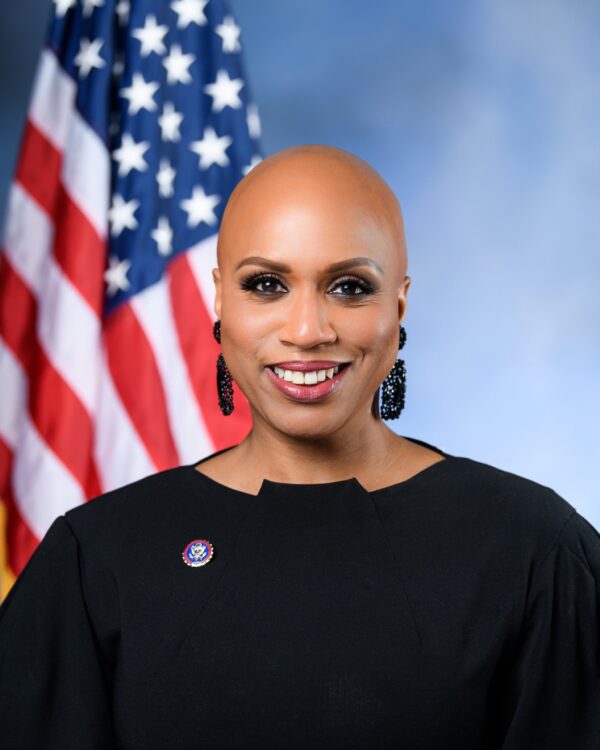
[380,324,407,420]
[213,320,234,416]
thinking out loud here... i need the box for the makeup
[264,363,351,402]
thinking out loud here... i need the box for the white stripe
[28,48,75,152]
[27,48,108,238]
[93,348,156,493]
[2,182,53,295]
[37,261,101,414]
[12,416,84,539]
[185,233,219,325]
[61,110,109,239]
[130,278,213,464]
[3,184,100,414]
[0,341,27,450]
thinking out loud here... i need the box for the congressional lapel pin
[182,539,215,568]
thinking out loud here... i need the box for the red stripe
[104,302,179,470]
[0,439,39,578]
[168,253,252,448]
[0,255,101,499]
[51,185,105,315]
[0,256,37,373]
[14,120,105,316]
[14,120,61,216]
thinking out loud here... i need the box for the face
[213,147,410,440]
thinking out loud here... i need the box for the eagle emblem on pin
[182,539,214,568]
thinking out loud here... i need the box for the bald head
[217,145,408,282]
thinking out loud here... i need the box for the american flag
[0,0,260,588]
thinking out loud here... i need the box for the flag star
[156,158,176,197]
[112,133,150,176]
[163,44,196,85]
[116,0,130,25]
[242,154,262,176]
[151,216,174,256]
[158,102,183,142]
[104,255,132,296]
[132,15,168,57]
[246,102,262,139]
[170,0,208,29]
[82,0,104,17]
[119,73,159,115]
[53,0,76,17]
[108,195,140,236]
[215,15,241,53]
[203,69,244,113]
[190,127,232,169]
[180,186,220,227]
[74,38,106,78]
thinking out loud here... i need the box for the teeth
[273,365,341,384]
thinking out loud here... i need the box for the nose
[279,284,337,348]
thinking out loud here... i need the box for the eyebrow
[235,256,384,275]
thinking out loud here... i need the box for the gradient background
[1,0,598,528]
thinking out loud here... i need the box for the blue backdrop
[1,0,598,526]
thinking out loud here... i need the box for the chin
[265,406,353,439]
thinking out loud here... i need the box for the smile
[264,362,351,402]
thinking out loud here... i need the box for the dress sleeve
[0,514,118,748]
[500,509,600,749]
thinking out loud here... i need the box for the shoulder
[430,453,600,612]
[445,453,581,561]
[61,463,234,565]
[64,463,191,530]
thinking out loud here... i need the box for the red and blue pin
[182,539,214,568]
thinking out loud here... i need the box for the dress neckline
[187,436,456,499]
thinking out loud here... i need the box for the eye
[329,275,375,297]
[239,273,285,295]
[239,272,376,298]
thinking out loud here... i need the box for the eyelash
[239,272,376,298]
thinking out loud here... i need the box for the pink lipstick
[264,362,351,402]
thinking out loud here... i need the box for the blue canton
[49,0,262,315]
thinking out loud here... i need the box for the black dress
[1,437,599,749]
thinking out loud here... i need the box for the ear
[212,267,222,319]
[398,275,411,323]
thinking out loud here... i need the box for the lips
[264,361,351,402]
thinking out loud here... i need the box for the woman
[1,144,599,748]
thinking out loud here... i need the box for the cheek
[221,324,262,379]
[219,302,272,378]
[350,315,401,383]
[338,312,395,356]
[219,287,262,349]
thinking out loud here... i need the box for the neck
[238,418,405,486]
